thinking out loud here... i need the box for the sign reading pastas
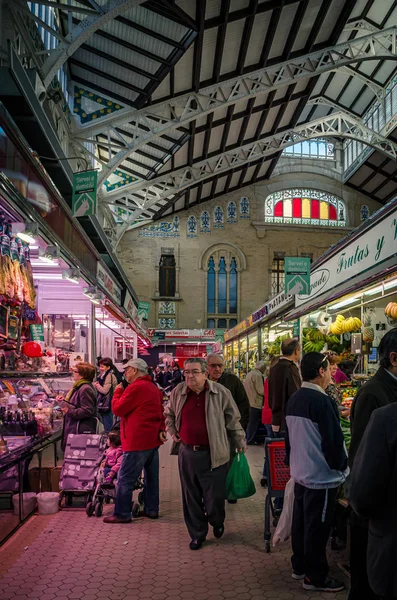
[295,206,397,307]
[30,324,44,341]
[72,170,97,217]
[285,257,311,295]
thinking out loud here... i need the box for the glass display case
[232,340,239,377]
[238,335,248,380]
[248,331,259,372]
[224,343,232,371]
[0,373,67,545]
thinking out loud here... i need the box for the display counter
[0,429,61,545]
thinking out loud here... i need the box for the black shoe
[227,499,237,504]
[260,477,268,487]
[189,538,205,550]
[141,511,159,519]
[213,524,224,539]
[303,576,345,592]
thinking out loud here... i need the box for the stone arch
[199,242,247,271]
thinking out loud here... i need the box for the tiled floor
[0,442,348,599]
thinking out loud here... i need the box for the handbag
[97,373,114,414]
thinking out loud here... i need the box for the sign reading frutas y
[284,257,311,295]
[72,170,97,217]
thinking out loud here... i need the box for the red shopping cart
[264,438,290,553]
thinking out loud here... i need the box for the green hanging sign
[30,324,44,342]
[72,170,97,217]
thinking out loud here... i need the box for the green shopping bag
[226,453,256,500]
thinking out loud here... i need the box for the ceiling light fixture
[62,268,80,285]
[18,223,39,244]
[38,245,59,264]
[83,286,104,305]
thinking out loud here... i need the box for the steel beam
[75,26,397,187]
[102,113,397,224]
[42,0,147,87]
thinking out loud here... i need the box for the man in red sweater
[103,358,166,524]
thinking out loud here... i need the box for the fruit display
[385,302,397,320]
[329,314,361,335]
[303,328,325,353]
[266,334,290,356]
[362,314,374,343]
[340,386,357,401]
[302,327,346,354]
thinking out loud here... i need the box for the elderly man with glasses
[206,353,250,431]
[164,358,246,550]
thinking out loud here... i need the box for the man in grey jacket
[244,361,266,444]
[164,358,246,550]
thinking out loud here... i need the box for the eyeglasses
[184,370,203,376]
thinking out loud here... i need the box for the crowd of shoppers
[57,329,397,598]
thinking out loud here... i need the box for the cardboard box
[28,467,52,493]
[50,467,62,492]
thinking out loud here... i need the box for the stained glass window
[265,189,346,227]
[207,257,216,313]
[207,255,239,329]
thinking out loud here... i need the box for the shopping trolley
[264,437,290,553]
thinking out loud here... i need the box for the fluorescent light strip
[330,296,359,309]
[33,274,63,280]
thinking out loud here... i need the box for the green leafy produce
[340,417,351,450]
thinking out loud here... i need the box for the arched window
[264,189,346,227]
[200,244,246,331]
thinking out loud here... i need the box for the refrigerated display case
[248,331,259,371]
[238,335,248,380]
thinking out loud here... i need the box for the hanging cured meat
[0,217,36,308]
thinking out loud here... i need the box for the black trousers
[348,513,379,600]
[178,443,227,541]
[291,483,338,584]
[246,407,262,444]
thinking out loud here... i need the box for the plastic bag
[226,453,256,500]
[272,477,295,546]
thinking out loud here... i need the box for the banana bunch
[305,328,324,342]
[329,314,362,335]
[303,340,325,353]
[325,335,340,346]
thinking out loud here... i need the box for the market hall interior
[1,0,397,599]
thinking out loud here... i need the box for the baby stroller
[86,462,145,518]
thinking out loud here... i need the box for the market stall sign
[123,290,138,320]
[148,329,215,340]
[30,324,44,342]
[97,262,122,306]
[285,257,311,295]
[138,301,150,321]
[293,319,300,338]
[72,170,97,217]
[295,206,397,308]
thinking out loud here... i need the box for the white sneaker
[292,572,305,580]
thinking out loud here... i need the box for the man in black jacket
[348,327,397,600]
[349,402,397,600]
[207,353,250,430]
[268,338,301,434]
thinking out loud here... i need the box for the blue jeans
[114,448,159,519]
[100,411,114,434]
